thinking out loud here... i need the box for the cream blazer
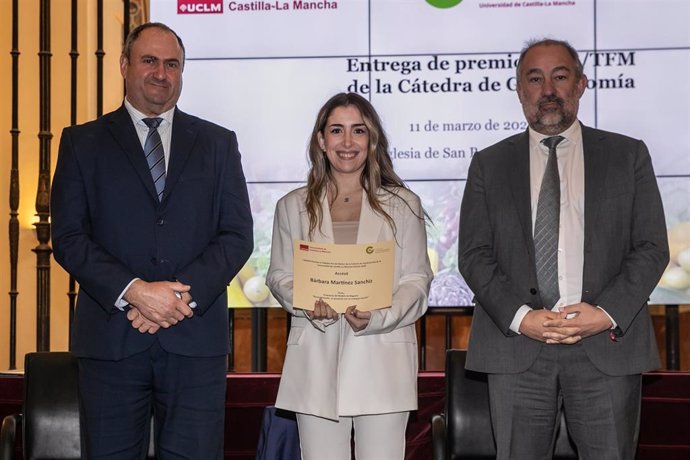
[267,186,433,420]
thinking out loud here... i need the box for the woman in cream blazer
[267,93,433,460]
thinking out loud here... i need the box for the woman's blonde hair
[305,92,419,238]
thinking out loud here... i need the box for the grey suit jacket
[458,123,669,375]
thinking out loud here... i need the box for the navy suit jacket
[52,105,254,360]
[459,124,669,376]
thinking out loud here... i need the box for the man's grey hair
[516,38,583,80]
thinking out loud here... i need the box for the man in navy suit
[459,39,668,459]
[51,22,253,459]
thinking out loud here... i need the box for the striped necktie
[534,135,564,309]
[143,117,166,201]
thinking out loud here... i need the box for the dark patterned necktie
[534,135,564,309]
[143,117,166,201]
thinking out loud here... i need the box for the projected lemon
[660,221,690,293]
[226,263,272,308]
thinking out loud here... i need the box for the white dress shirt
[113,99,176,309]
[510,121,613,333]
[124,98,174,171]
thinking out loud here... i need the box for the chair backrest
[444,349,577,460]
[21,352,156,460]
[23,352,81,460]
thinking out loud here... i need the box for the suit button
[156,218,165,226]
[530,288,537,295]
[150,257,157,265]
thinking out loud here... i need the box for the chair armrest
[1,414,21,460]
[431,413,446,460]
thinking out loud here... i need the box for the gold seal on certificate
[292,240,395,313]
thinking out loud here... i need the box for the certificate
[292,240,395,313]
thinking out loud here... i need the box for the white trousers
[296,411,409,460]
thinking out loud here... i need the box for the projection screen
[152,0,690,307]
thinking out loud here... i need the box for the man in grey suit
[458,38,669,459]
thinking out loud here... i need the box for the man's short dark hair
[122,22,185,64]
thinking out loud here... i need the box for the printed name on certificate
[292,240,394,313]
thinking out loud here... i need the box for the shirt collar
[528,120,581,153]
[124,98,175,127]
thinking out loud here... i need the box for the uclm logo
[178,0,223,14]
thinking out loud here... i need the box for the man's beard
[529,95,576,135]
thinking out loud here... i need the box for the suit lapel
[357,191,385,244]
[510,131,534,250]
[582,125,608,252]
[106,106,160,203]
[164,109,198,203]
[312,192,335,244]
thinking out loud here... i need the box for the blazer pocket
[381,326,416,344]
[286,326,305,346]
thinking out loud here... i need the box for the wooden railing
[236,306,683,372]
